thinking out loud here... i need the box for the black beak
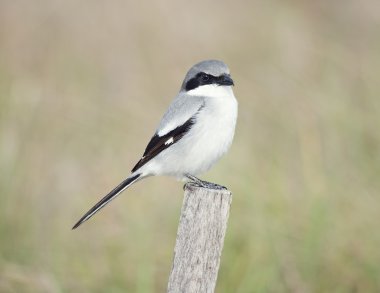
[217,74,234,86]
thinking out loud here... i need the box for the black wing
[131,105,204,172]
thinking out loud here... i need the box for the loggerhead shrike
[72,60,238,229]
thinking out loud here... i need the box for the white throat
[186,84,233,98]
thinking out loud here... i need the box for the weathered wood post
[167,185,233,293]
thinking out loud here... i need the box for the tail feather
[72,173,141,229]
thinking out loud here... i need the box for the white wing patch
[165,137,174,145]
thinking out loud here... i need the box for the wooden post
[167,185,233,293]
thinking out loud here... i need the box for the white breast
[187,85,238,174]
[140,84,238,177]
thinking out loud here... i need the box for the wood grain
[167,185,232,293]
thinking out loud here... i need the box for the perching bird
[72,60,238,229]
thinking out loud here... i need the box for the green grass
[1,1,380,292]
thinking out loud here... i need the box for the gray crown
[181,60,230,90]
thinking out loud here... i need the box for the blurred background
[1,0,379,292]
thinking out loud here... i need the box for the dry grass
[1,0,380,292]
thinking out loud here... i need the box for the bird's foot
[183,174,227,191]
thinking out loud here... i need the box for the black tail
[72,173,141,229]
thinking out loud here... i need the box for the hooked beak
[217,74,234,86]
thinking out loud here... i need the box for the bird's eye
[200,73,210,82]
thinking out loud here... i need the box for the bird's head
[181,60,234,94]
